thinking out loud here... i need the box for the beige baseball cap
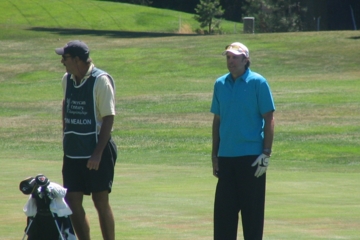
[222,42,249,58]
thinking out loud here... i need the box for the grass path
[2,160,360,239]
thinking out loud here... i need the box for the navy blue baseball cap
[55,40,90,59]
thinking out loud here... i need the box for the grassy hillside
[0,0,242,36]
[1,0,360,239]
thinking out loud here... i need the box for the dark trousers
[214,156,266,240]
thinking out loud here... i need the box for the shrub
[243,0,307,32]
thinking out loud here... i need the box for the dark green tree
[243,0,306,32]
[194,0,225,34]
[220,0,246,22]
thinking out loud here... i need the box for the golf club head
[19,177,36,195]
[35,174,50,188]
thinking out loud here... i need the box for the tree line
[104,0,306,33]
[100,0,359,33]
[100,0,245,22]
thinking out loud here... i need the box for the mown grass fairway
[1,0,360,239]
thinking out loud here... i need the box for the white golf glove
[45,182,67,199]
[45,186,57,200]
[251,153,270,178]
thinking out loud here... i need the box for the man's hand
[212,156,219,178]
[251,153,270,178]
[87,154,102,170]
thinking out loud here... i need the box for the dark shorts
[62,137,117,195]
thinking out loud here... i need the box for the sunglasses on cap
[225,45,248,54]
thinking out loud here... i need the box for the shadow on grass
[28,27,199,38]
[348,36,360,40]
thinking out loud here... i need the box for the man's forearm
[263,111,275,153]
[92,115,114,157]
[212,115,220,157]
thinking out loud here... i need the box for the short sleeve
[95,75,116,118]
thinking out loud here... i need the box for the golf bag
[20,174,76,240]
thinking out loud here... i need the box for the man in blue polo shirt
[211,42,275,240]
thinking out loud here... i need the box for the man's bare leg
[66,192,91,240]
[92,191,115,240]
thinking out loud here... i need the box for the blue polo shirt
[210,68,275,157]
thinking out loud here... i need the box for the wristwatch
[263,148,272,155]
